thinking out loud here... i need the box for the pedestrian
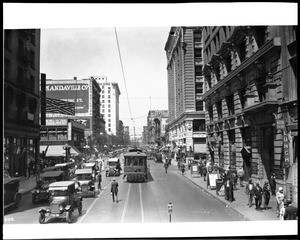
[254,181,263,210]
[237,166,245,187]
[198,161,203,177]
[245,178,255,207]
[270,172,276,196]
[164,161,169,173]
[228,172,235,202]
[276,187,285,218]
[213,163,218,173]
[262,181,271,210]
[202,163,207,181]
[283,199,298,220]
[97,172,102,191]
[111,177,119,203]
[181,163,185,175]
[116,159,122,175]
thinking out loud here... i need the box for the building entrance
[261,127,275,181]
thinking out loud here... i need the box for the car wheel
[39,212,46,224]
[78,203,82,216]
[66,211,73,223]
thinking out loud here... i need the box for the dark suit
[111,181,119,202]
[284,205,298,220]
[254,185,263,210]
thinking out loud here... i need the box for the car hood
[77,180,91,186]
[50,196,68,205]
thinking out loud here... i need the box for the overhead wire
[114,27,136,140]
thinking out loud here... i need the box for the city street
[4,157,245,225]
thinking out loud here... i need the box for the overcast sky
[4,3,297,137]
[40,27,170,136]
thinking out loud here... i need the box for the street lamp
[63,143,71,163]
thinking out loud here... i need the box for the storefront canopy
[40,145,81,157]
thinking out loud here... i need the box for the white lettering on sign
[168,203,173,214]
[46,85,89,91]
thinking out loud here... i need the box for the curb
[179,171,250,221]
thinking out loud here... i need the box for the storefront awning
[40,145,82,157]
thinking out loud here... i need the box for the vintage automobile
[105,158,120,177]
[86,158,102,172]
[74,168,96,198]
[32,171,64,204]
[82,162,97,181]
[54,162,76,180]
[4,178,22,210]
[38,181,83,224]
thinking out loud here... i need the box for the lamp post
[63,143,71,163]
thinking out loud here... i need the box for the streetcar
[123,148,149,182]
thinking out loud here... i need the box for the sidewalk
[177,163,279,221]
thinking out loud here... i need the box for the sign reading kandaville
[45,79,92,117]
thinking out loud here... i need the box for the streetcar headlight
[59,205,64,211]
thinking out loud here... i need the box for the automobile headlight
[59,205,64,211]
[36,190,40,193]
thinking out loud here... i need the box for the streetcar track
[78,180,110,223]
[139,183,144,223]
[120,183,131,223]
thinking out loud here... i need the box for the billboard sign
[46,80,92,117]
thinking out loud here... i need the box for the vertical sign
[283,130,290,168]
[40,73,46,125]
[168,202,173,223]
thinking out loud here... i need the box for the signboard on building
[46,80,91,117]
[46,119,68,126]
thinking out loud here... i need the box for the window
[194,31,202,42]
[216,101,222,120]
[108,109,111,113]
[102,100,105,103]
[108,124,111,127]
[226,94,235,116]
[108,114,111,117]
[193,119,206,132]
[108,104,111,108]
[196,100,204,111]
[224,54,232,73]
[108,95,110,99]
[108,100,111,103]
[108,128,111,132]
[195,82,203,94]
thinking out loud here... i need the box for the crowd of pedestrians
[172,155,298,221]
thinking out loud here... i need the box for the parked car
[32,171,64,204]
[4,178,22,210]
[42,166,60,173]
[38,181,83,224]
[82,162,97,181]
[74,168,96,198]
[54,162,76,180]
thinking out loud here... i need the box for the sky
[40,27,170,136]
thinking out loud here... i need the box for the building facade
[147,110,169,147]
[45,77,103,150]
[202,26,297,204]
[165,27,206,159]
[4,29,41,177]
[93,76,121,137]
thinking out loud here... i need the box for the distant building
[165,27,206,159]
[92,76,121,137]
[147,110,168,147]
[4,29,41,177]
[45,77,103,153]
[202,26,297,204]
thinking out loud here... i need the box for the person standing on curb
[254,181,263,210]
[276,187,285,218]
[237,166,245,187]
[181,162,185,175]
[283,199,298,220]
[202,163,207,181]
[270,172,276,196]
[262,181,271,210]
[245,178,255,207]
[111,177,119,203]
[164,161,169,173]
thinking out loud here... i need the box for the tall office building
[202,26,297,204]
[165,27,206,159]
[4,29,41,177]
[147,110,169,146]
[92,76,121,137]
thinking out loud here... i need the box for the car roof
[49,181,75,188]
[55,162,74,167]
[42,166,60,172]
[75,168,93,174]
[84,162,96,167]
[40,171,64,178]
[124,152,147,157]
[108,158,119,162]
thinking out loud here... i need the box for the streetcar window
[139,159,144,166]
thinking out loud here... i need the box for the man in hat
[283,199,298,220]
[111,177,119,203]
[262,181,271,210]
[245,178,255,207]
[270,172,276,196]
[254,181,263,210]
